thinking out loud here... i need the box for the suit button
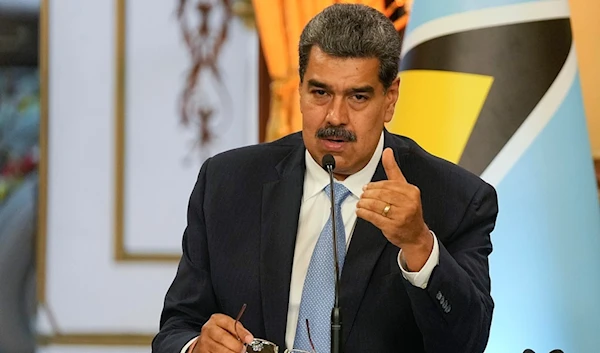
[444,304,451,313]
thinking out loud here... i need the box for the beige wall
[570,0,600,158]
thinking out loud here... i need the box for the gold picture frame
[113,0,181,262]
[36,0,163,346]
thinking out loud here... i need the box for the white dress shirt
[284,132,440,349]
[181,132,440,352]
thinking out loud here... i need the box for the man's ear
[384,76,400,123]
[298,80,305,114]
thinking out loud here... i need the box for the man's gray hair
[298,4,402,90]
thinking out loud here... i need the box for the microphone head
[322,154,336,171]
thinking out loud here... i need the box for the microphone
[322,154,342,353]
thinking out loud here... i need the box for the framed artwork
[113,0,258,261]
[37,0,258,346]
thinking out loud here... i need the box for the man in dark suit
[153,4,498,353]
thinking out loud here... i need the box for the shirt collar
[303,131,384,201]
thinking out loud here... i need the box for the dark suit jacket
[152,130,498,353]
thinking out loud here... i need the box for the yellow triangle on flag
[387,70,494,163]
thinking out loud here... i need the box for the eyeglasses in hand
[234,303,316,353]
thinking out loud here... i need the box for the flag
[388,0,600,352]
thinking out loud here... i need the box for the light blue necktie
[294,182,352,352]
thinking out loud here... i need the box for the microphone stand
[326,161,343,353]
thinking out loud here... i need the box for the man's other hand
[192,314,254,353]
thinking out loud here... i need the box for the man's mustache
[315,126,357,142]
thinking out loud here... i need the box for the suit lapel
[339,162,388,343]
[340,130,409,343]
[260,144,305,346]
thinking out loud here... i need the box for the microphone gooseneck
[322,154,340,306]
[321,154,342,353]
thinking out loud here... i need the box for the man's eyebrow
[307,79,330,90]
[308,79,375,94]
[346,85,375,94]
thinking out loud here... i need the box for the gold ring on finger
[382,204,391,217]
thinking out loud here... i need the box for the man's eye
[353,94,368,101]
[312,89,327,96]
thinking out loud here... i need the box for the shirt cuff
[397,231,440,289]
[181,336,198,353]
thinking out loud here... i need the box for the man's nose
[325,96,348,126]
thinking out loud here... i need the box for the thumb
[235,322,254,344]
[217,314,254,344]
[382,148,406,182]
